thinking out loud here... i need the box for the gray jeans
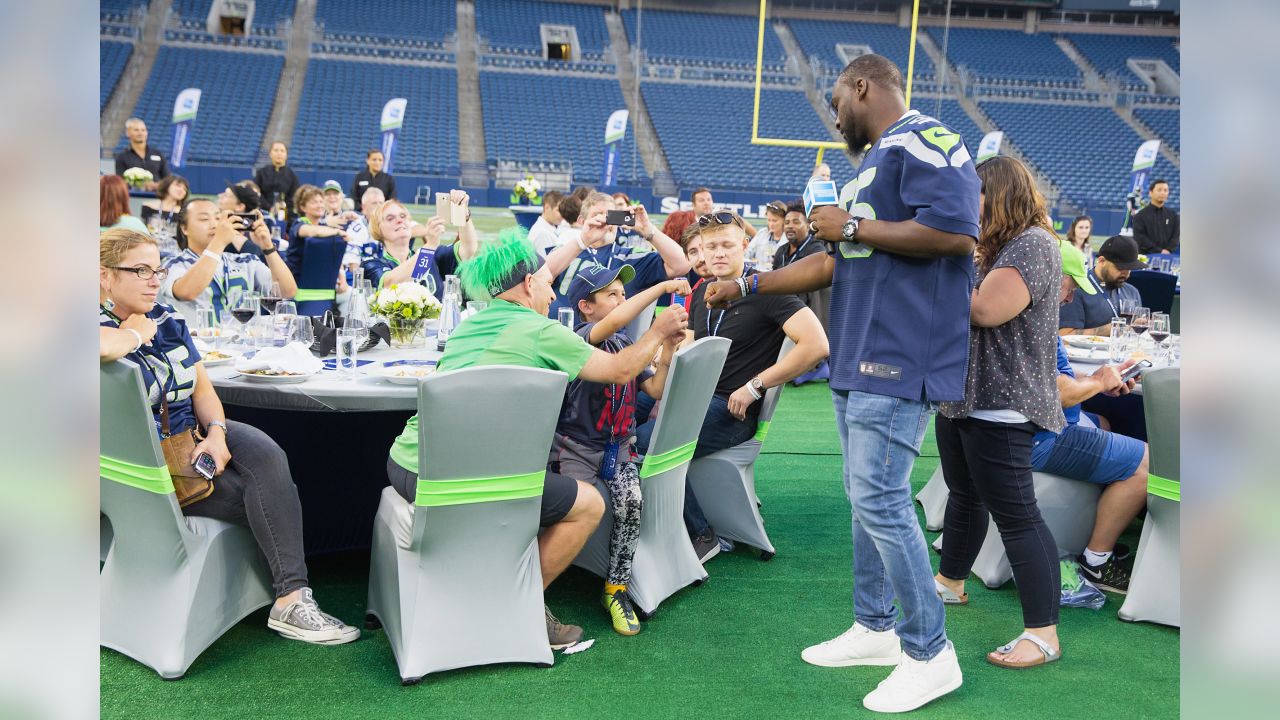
[183,419,309,598]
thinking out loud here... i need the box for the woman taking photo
[99,228,359,646]
[1064,215,1093,267]
[140,174,190,238]
[933,157,1066,669]
[362,192,478,298]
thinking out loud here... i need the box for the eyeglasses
[697,212,744,230]
[110,265,169,281]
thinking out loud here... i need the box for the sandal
[987,631,1062,669]
[934,579,968,605]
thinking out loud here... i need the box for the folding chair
[1120,367,1180,626]
[572,337,730,617]
[366,366,567,684]
[686,339,796,559]
[100,360,272,679]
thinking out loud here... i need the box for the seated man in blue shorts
[1035,242,1150,594]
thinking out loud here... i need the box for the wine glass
[1149,312,1171,363]
[230,293,259,347]
[1130,306,1151,337]
[274,300,298,320]
[1117,296,1137,324]
[290,316,315,349]
[260,281,283,315]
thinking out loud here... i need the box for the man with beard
[704,53,978,713]
[1059,235,1148,336]
[775,201,833,383]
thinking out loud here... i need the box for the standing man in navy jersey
[706,54,980,713]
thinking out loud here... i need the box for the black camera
[605,209,636,227]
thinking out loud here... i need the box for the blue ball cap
[566,263,636,310]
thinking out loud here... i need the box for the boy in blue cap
[553,265,691,635]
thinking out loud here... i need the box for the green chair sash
[754,420,771,443]
[100,455,173,495]
[295,288,337,302]
[639,439,697,479]
[1148,473,1180,502]
[416,470,545,507]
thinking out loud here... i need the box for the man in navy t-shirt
[543,192,691,319]
[705,54,978,713]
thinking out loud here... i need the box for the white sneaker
[801,622,902,667]
[862,641,963,714]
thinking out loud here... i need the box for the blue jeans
[832,389,948,661]
[635,393,757,537]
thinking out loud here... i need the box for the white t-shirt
[527,216,560,256]
[745,229,782,271]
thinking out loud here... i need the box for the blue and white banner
[976,131,1003,163]
[601,109,629,188]
[170,88,201,169]
[380,98,408,175]
[1128,139,1161,198]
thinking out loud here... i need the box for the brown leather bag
[157,392,215,507]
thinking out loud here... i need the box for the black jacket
[351,170,396,202]
[254,164,301,217]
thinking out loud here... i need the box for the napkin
[234,342,324,375]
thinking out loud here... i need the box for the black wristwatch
[262,245,278,256]
[841,217,860,241]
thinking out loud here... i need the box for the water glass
[194,306,220,349]
[1108,326,1131,365]
[336,328,361,380]
[291,316,315,348]
[558,307,575,329]
[344,315,370,346]
[443,275,461,301]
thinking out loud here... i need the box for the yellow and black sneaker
[601,587,641,636]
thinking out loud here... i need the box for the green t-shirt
[388,299,595,475]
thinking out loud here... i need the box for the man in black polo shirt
[114,118,170,191]
[1131,178,1179,254]
[1059,235,1147,336]
[351,149,396,201]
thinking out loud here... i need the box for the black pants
[936,415,1060,629]
[183,420,309,598]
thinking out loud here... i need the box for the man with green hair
[385,228,690,648]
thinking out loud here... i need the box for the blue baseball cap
[567,263,636,309]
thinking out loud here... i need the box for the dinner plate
[239,370,316,384]
[1065,347,1106,363]
[201,350,240,367]
[1063,335,1110,349]
[379,366,435,385]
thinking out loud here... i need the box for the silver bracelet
[736,276,748,297]
[124,328,144,352]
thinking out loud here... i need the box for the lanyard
[778,236,813,267]
[707,268,747,337]
[103,306,179,405]
[606,378,629,442]
[1090,272,1119,318]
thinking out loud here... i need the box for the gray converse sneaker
[545,606,584,650]
[267,588,361,645]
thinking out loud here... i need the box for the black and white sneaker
[268,588,361,645]
[1077,554,1131,594]
[691,529,721,564]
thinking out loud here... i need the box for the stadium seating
[620,8,789,72]
[478,72,646,185]
[786,18,935,80]
[476,0,610,56]
[1133,107,1179,154]
[642,83,853,193]
[314,0,455,47]
[101,0,148,24]
[119,46,283,164]
[1065,33,1179,89]
[928,27,1081,86]
[171,0,294,35]
[291,60,459,176]
[101,41,133,112]
[979,101,1179,209]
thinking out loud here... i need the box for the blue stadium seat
[621,8,788,72]
[1133,107,1179,154]
[291,60,458,176]
[479,72,646,185]
[476,0,609,56]
[314,0,454,46]
[1064,33,1179,89]
[101,41,133,112]
[787,18,935,80]
[117,46,283,164]
[101,0,148,23]
[979,101,1179,210]
[928,27,1081,86]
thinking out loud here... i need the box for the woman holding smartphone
[933,157,1067,669]
[100,227,359,646]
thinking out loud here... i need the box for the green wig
[459,226,539,301]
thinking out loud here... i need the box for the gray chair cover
[1120,367,1180,626]
[366,366,567,683]
[916,467,948,532]
[686,339,796,558]
[573,338,730,615]
[99,360,272,679]
[931,472,1101,589]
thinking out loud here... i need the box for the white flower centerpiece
[122,167,154,189]
[369,282,442,348]
[511,173,542,206]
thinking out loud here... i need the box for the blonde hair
[581,191,614,217]
[368,199,408,243]
[100,228,157,268]
[294,184,324,215]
